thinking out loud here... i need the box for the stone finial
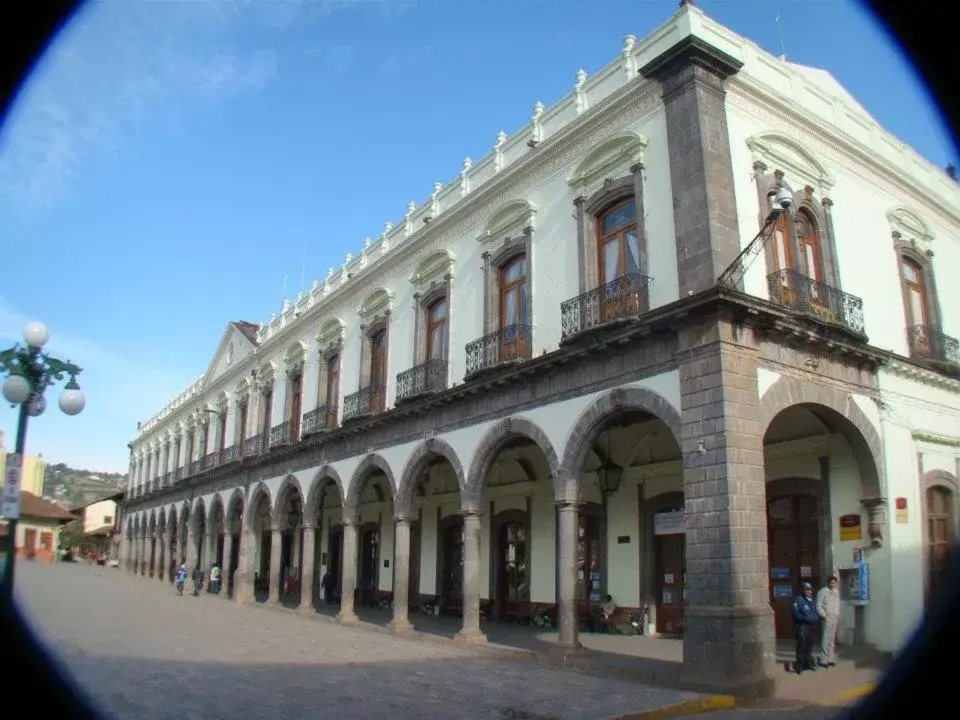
[459,157,472,197]
[362,237,371,252]
[326,266,335,280]
[404,201,416,237]
[622,35,637,78]
[311,279,320,292]
[381,222,393,252]
[574,69,588,114]
[343,252,352,267]
[428,182,442,219]
[528,102,545,147]
[494,130,507,173]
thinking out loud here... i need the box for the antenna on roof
[775,13,787,60]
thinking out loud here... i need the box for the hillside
[43,463,126,509]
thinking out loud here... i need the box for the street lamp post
[0,321,85,607]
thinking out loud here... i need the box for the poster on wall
[800,566,812,578]
[662,589,675,605]
[771,566,791,580]
[664,573,674,584]
[653,510,685,535]
[839,514,863,542]
[773,584,793,599]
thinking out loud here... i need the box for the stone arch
[397,437,466,515]
[208,493,226,537]
[157,507,167,533]
[192,497,208,536]
[225,487,245,534]
[345,454,396,518]
[245,481,272,520]
[306,465,346,519]
[464,416,561,507]
[273,474,306,527]
[760,376,883,498]
[560,387,683,499]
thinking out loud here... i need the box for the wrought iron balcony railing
[163,472,172,487]
[173,467,183,483]
[221,445,237,465]
[560,273,651,341]
[190,459,202,476]
[465,323,533,377]
[907,325,960,368]
[767,270,865,336]
[302,404,338,436]
[269,421,291,449]
[202,452,219,471]
[243,433,264,458]
[343,385,386,422]
[397,358,449,402]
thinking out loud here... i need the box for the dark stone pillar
[640,37,743,295]
[677,315,776,699]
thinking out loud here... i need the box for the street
[15,561,845,720]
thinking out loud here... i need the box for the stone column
[456,510,486,643]
[337,519,359,625]
[186,526,198,572]
[639,30,744,296]
[140,533,147,575]
[298,525,316,613]
[122,535,130,572]
[221,532,234,599]
[158,533,167,582]
[388,516,413,634]
[268,528,283,605]
[556,502,581,651]
[234,527,254,605]
[205,530,219,582]
[132,535,140,574]
[677,317,775,698]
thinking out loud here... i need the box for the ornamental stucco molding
[727,79,960,229]
[912,429,960,447]
[882,358,960,393]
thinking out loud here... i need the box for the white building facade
[121,2,960,697]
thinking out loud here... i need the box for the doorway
[654,533,684,635]
[328,525,343,601]
[767,493,821,639]
[409,521,421,608]
[576,511,602,605]
[495,516,529,616]
[439,516,464,614]
[359,523,380,607]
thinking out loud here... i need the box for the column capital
[555,500,584,511]
[393,514,413,525]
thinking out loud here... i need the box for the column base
[681,605,777,701]
[296,603,316,615]
[337,609,360,626]
[547,640,584,663]
[453,628,488,646]
[387,618,414,636]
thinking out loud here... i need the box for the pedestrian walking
[791,581,819,674]
[816,575,841,668]
[174,564,187,596]
[191,565,203,597]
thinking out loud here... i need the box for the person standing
[791,581,819,673]
[191,565,203,597]
[816,575,841,668]
[174,564,187,596]
[210,563,222,595]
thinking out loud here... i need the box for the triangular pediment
[201,322,258,390]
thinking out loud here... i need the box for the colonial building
[120,2,960,696]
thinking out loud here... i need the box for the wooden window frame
[901,255,929,327]
[426,296,448,362]
[498,254,528,329]
[596,197,639,287]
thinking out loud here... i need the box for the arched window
[902,256,928,328]
[426,297,448,361]
[597,198,639,286]
[795,210,822,283]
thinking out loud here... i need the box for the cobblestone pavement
[17,561,712,720]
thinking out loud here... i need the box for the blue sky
[0,0,954,475]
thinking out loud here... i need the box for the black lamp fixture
[596,429,623,496]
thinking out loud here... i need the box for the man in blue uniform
[792,581,819,673]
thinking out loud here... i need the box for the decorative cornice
[882,358,960,394]
[912,429,960,447]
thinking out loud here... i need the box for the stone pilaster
[677,316,775,699]
[640,36,743,295]
[298,526,316,612]
[140,534,147,575]
[267,528,283,605]
[205,530,219,580]
[234,528,253,605]
[388,516,413,634]
[221,532,234,599]
[158,533,167,582]
[456,510,486,643]
[556,502,581,651]
[185,526,198,572]
[337,519,359,625]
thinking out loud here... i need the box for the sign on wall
[838,513,862,542]
[1,454,22,519]
[895,497,909,524]
[653,510,685,535]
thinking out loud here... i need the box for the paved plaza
[14,561,853,720]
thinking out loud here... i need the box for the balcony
[269,421,291,449]
[302,405,338,436]
[244,433,265,458]
[396,358,449,403]
[163,472,172,487]
[190,459,202,476]
[465,323,533,377]
[767,270,865,337]
[343,385,386,423]
[907,325,960,369]
[220,445,237,465]
[560,273,651,341]
[202,452,219,472]
[173,467,183,483]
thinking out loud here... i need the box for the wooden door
[770,211,795,305]
[655,534,684,635]
[926,486,955,599]
[576,514,601,604]
[359,524,380,606]
[329,526,343,600]
[440,519,464,613]
[370,331,387,413]
[23,528,37,558]
[498,255,529,362]
[326,357,340,425]
[289,374,303,441]
[497,520,529,614]
[409,521,421,608]
[597,199,641,321]
[767,494,821,639]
